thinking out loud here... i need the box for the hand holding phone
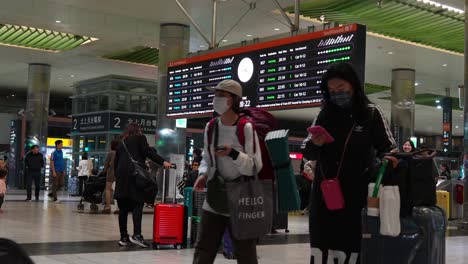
[307,126,334,145]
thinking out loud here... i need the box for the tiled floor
[2,189,468,263]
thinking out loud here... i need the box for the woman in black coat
[114,123,172,247]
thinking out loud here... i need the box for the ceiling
[0,0,464,136]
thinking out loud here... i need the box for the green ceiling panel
[0,24,97,52]
[103,47,159,66]
[290,0,464,53]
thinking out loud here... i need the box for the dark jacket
[114,135,166,203]
[24,152,44,171]
[185,169,199,188]
[302,104,396,253]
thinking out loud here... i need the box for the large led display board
[166,24,366,118]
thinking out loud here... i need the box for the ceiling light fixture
[387,51,393,55]
[200,45,205,48]
[222,39,228,42]
[435,100,440,103]
[246,34,253,37]
[436,105,442,109]
[416,0,464,14]
[274,28,280,31]
[55,20,62,23]
[456,126,459,128]
[415,82,419,86]
[70,75,75,78]
[442,64,448,67]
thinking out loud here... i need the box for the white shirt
[76,160,93,176]
[199,119,263,215]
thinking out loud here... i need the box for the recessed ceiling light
[442,64,448,67]
[415,82,419,86]
[11,94,15,97]
[55,20,62,23]
[246,34,253,37]
[456,126,459,128]
[435,100,440,103]
[274,28,280,31]
[70,74,75,78]
[437,105,442,109]
[199,45,205,48]
[387,51,393,55]
[222,39,228,42]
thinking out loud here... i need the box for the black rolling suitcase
[412,206,446,264]
[0,238,34,264]
[361,209,423,264]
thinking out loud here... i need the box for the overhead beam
[175,0,211,46]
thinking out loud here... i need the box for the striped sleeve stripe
[374,105,397,147]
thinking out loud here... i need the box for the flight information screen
[166,24,366,118]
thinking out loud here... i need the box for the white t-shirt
[76,160,93,176]
[199,119,263,215]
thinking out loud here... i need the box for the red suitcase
[153,165,185,249]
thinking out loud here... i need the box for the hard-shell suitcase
[153,166,185,249]
[67,176,79,196]
[360,209,423,264]
[436,191,450,221]
[223,229,235,259]
[412,206,446,264]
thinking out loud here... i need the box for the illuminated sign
[166,24,366,118]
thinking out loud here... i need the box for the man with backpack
[192,80,263,264]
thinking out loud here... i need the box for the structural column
[390,68,415,148]
[26,63,51,153]
[157,23,190,158]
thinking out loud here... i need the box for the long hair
[403,139,416,152]
[122,123,142,139]
[320,62,371,121]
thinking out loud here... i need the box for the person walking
[301,63,397,263]
[102,140,119,214]
[114,123,172,247]
[76,152,93,195]
[192,80,263,264]
[50,140,65,203]
[24,145,44,201]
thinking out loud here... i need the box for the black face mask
[330,91,352,108]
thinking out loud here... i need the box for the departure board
[166,24,366,118]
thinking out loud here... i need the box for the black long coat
[114,135,165,203]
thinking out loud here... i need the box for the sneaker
[25,198,31,202]
[130,234,149,248]
[119,235,132,246]
[35,198,40,201]
[54,199,61,204]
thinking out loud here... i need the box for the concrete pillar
[156,23,190,158]
[390,68,415,149]
[26,63,51,153]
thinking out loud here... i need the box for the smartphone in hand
[307,126,335,144]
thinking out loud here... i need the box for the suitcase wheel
[154,243,160,250]
[77,204,84,211]
[174,244,182,250]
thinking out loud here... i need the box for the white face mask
[213,96,230,115]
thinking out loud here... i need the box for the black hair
[31,145,39,150]
[230,93,242,114]
[81,151,88,160]
[0,169,7,178]
[402,139,416,152]
[320,62,371,121]
[55,140,63,147]
[193,148,202,157]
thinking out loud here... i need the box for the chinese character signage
[441,97,452,153]
[72,112,157,135]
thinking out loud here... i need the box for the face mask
[330,91,352,108]
[213,96,230,115]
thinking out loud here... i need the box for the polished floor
[1,190,468,263]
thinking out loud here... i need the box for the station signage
[166,24,366,118]
[72,112,156,135]
[441,97,452,153]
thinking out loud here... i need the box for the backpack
[207,108,278,180]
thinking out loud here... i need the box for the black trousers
[117,198,144,237]
[0,195,4,208]
[26,170,41,200]
[193,210,258,264]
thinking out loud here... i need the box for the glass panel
[87,96,98,112]
[99,95,109,111]
[115,94,128,111]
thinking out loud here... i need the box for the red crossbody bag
[320,123,355,211]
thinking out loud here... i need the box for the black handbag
[121,141,156,190]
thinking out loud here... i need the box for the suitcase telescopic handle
[161,164,177,204]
